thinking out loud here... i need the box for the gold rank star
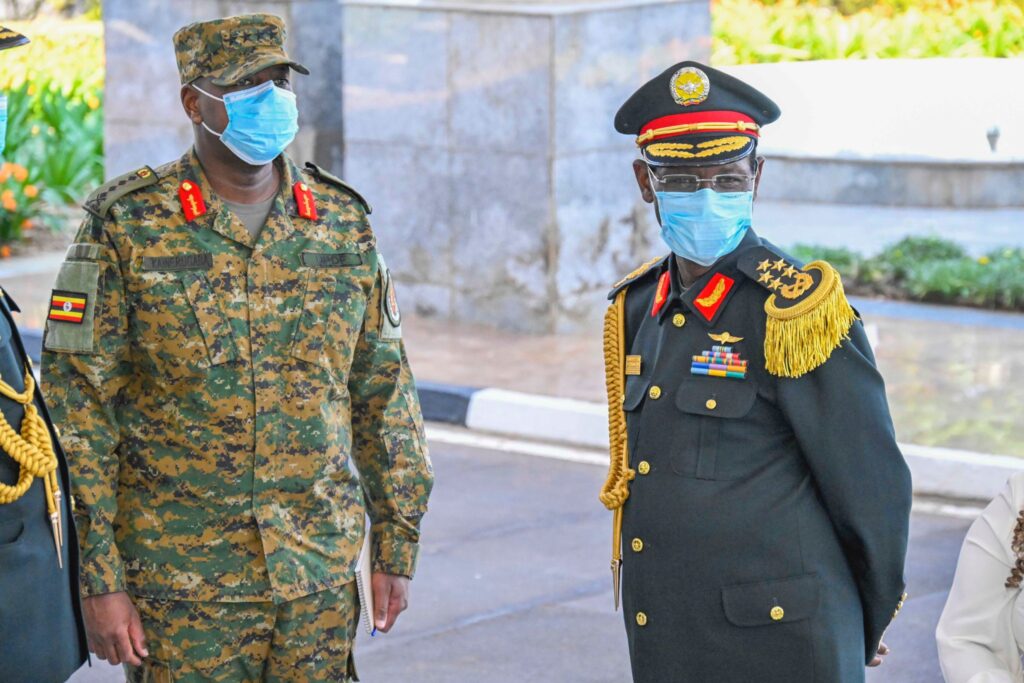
[758,271,773,284]
[772,258,788,271]
[757,259,772,272]
[783,265,798,278]
[769,278,783,290]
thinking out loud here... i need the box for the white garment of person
[937,473,1024,683]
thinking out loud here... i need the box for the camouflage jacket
[41,149,433,603]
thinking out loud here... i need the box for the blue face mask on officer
[649,167,754,267]
[0,94,8,156]
[193,80,299,166]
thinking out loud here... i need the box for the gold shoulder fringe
[764,260,857,379]
[599,289,634,610]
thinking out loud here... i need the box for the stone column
[102,0,343,177]
[341,0,710,333]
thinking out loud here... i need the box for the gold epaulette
[607,254,669,300]
[738,247,857,379]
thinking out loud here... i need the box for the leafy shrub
[791,236,1024,311]
[877,236,966,280]
[713,0,1024,64]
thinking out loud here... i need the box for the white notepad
[355,526,375,636]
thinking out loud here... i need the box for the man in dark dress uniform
[0,25,89,683]
[599,62,912,683]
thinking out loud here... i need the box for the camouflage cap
[172,14,309,86]
[0,26,29,51]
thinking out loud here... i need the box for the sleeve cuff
[372,528,420,578]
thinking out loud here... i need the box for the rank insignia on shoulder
[691,344,748,380]
[608,254,669,300]
[739,247,857,379]
[48,290,87,324]
[83,165,159,220]
[178,180,207,222]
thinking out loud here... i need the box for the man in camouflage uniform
[41,14,433,682]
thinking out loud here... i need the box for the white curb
[460,387,1018,504]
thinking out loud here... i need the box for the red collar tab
[651,270,671,317]
[178,180,207,222]
[293,182,318,221]
[692,273,735,322]
[637,111,759,146]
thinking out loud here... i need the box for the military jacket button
[637,461,650,475]
[706,399,717,410]
[636,612,648,626]
[672,313,686,328]
[631,538,644,552]
[649,386,662,400]
[770,606,785,621]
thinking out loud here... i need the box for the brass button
[631,538,644,553]
[706,399,717,410]
[672,313,686,328]
[637,461,650,475]
[636,612,648,627]
[649,386,662,400]
[770,606,784,622]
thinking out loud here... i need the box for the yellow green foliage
[0,19,103,243]
[713,0,1024,63]
[0,18,103,90]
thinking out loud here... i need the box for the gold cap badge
[671,67,710,107]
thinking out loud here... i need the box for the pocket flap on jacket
[676,376,757,419]
[722,573,820,627]
[622,375,650,412]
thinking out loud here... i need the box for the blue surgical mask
[654,188,753,266]
[0,95,8,156]
[194,80,299,166]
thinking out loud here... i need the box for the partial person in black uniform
[599,62,912,683]
[0,25,89,682]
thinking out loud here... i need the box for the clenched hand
[83,591,148,666]
[371,573,410,633]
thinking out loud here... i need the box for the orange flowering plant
[0,161,49,248]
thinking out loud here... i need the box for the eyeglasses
[647,170,755,193]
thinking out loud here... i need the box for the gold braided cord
[600,291,634,609]
[636,121,760,146]
[764,261,858,379]
[600,291,633,513]
[0,369,63,566]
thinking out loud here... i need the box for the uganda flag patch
[48,290,88,324]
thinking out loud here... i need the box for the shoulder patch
[739,247,857,378]
[83,166,158,220]
[376,253,401,341]
[303,162,372,215]
[608,254,670,300]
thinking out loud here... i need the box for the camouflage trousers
[125,581,359,682]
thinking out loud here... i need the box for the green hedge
[790,237,1024,311]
